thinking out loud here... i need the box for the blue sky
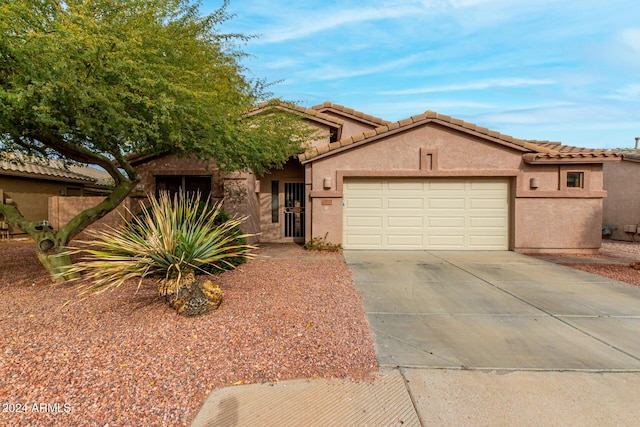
[204,0,640,149]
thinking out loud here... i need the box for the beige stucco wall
[514,198,603,252]
[319,112,379,139]
[305,123,607,253]
[48,196,138,241]
[0,175,86,236]
[603,160,640,241]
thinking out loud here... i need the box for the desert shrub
[131,197,248,273]
[61,191,255,294]
[303,233,342,252]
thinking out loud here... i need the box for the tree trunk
[16,222,77,281]
[0,178,137,282]
[37,249,77,282]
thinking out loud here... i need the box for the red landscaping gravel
[0,241,377,426]
[529,240,640,288]
[601,239,640,256]
[561,263,640,287]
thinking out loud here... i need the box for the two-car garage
[342,178,510,250]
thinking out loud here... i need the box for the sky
[203,0,640,149]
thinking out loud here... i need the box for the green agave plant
[60,191,255,301]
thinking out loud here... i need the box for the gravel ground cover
[532,240,640,287]
[601,239,640,256]
[0,241,377,426]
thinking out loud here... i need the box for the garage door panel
[428,235,466,248]
[387,181,424,191]
[345,216,383,227]
[429,181,465,190]
[387,235,423,247]
[346,180,383,191]
[388,216,423,227]
[387,198,423,209]
[428,216,465,227]
[429,198,466,209]
[470,198,506,209]
[345,234,383,247]
[470,181,508,190]
[343,178,509,250]
[470,217,508,227]
[346,198,383,209]
[469,235,507,248]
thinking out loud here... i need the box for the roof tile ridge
[256,99,345,125]
[311,101,391,125]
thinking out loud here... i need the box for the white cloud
[379,78,555,95]
[605,83,640,101]
[253,2,433,44]
[473,102,622,126]
[304,53,426,81]
[617,28,640,54]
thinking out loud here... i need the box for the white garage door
[343,178,509,250]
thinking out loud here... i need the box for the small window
[566,172,584,188]
[271,180,279,223]
[66,186,83,196]
[329,128,338,143]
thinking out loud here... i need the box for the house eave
[300,118,534,164]
[0,169,95,184]
[522,153,623,164]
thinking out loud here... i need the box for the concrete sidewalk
[191,369,419,426]
[191,368,640,426]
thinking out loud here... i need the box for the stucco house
[127,101,621,253]
[602,147,640,241]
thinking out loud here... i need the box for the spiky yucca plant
[61,192,255,308]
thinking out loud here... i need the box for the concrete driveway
[344,250,640,371]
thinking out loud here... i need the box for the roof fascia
[522,153,622,164]
[300,118,532,164]
[0,169,94,184]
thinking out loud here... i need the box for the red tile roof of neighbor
[299,109,622,164]
[607,148,640,161]
[0,154,100,183]
[311,101,392,127]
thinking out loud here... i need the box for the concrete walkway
[192,249,640,426]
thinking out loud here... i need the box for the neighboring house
[128,101,621,253]
[0,154,111,236]
[602,148,640,241]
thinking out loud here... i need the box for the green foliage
[303,233,342,252]
[0,0,314,278]
[60,191,255,294]
[0,0,311,174]
[132,197,248,272]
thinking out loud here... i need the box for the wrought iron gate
[284,182,305,238]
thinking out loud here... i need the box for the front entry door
[284,182,305,239]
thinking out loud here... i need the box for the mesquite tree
[0,0,311,279]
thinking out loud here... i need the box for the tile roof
[607,148,640,161]
[312,101,392,126]
[68,165,113,186]
[299,110,621,163]
[251,100,345,127]
[522,142,622,163]
[0,154,99,183]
